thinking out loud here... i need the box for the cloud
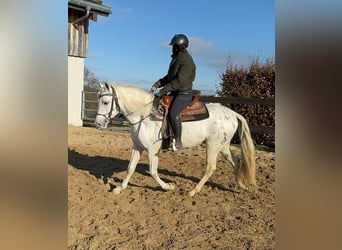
[88,52,102,59]
[160,36,255,70]
[190,36,255,70]
[105,5,132,23]
[188,36,217,55]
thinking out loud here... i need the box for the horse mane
[111,82,154,116]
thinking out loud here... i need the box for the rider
[151,34,196,151]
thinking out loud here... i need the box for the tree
[84,67,100,91]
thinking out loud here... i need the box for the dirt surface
[68,125,275,249]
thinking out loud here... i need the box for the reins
[128,113,152,126]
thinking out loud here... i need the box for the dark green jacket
[158,50,196,95]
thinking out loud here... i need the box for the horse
[95,82,256,196]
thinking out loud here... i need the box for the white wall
[68,56,84,126]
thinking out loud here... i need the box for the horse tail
[235,113,257,187]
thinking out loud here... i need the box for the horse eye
[103,101,109,105]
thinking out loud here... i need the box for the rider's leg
[169,93,192,151]
[170,115,182,150]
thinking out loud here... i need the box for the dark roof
[68,0,112,16]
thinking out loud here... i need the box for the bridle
[97,85,153,126]
[96,86,120,122]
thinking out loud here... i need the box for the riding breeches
[169,93,193,120]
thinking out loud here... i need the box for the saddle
[151,95,209,122]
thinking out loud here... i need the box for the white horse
[95,82,256,196]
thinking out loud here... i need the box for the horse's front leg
[113,147,142,194]
[148,148,175,191]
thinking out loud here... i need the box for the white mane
[112,83,154,117]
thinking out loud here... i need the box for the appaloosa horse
[95,82,256,196]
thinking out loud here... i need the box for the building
[68,0,111,126]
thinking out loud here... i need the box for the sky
[85,0,274,95]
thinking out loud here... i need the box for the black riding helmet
[169,34,189,48]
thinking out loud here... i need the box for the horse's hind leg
[113,147,142,194]
[189,141,220,197]
[220,144,238,171]
[221,145,247,190]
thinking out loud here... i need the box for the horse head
[95,82,120,129]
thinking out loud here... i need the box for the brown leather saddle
[151,95,209,122]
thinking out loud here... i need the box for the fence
[199,96,275,135]
[82,91,130,127]
[81,91,275,135]
[81,91,98,123]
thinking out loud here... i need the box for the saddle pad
[180,101,209,122]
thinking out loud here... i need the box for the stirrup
[171,138,183,152]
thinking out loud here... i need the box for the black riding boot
[171,115,183,151]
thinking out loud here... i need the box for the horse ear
[99,82,104,89]
[104,81,110,90]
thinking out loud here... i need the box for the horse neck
[116,85,153,120]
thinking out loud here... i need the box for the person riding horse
[151,34,196,151]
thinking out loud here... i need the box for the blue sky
[85,0,274,95]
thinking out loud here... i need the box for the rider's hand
[150,80,161,93]
[150,85,157,93]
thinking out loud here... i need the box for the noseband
[97,86,120,122]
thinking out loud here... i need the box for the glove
[159,87,167,96]
[150,80,161,92]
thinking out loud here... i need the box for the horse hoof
[239,183,248,191]
[167,183,176,190]
[237,179,248,191]
[188,190,196,197]
[113,187,122,194]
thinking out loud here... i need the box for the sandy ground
[68,125,275,249]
